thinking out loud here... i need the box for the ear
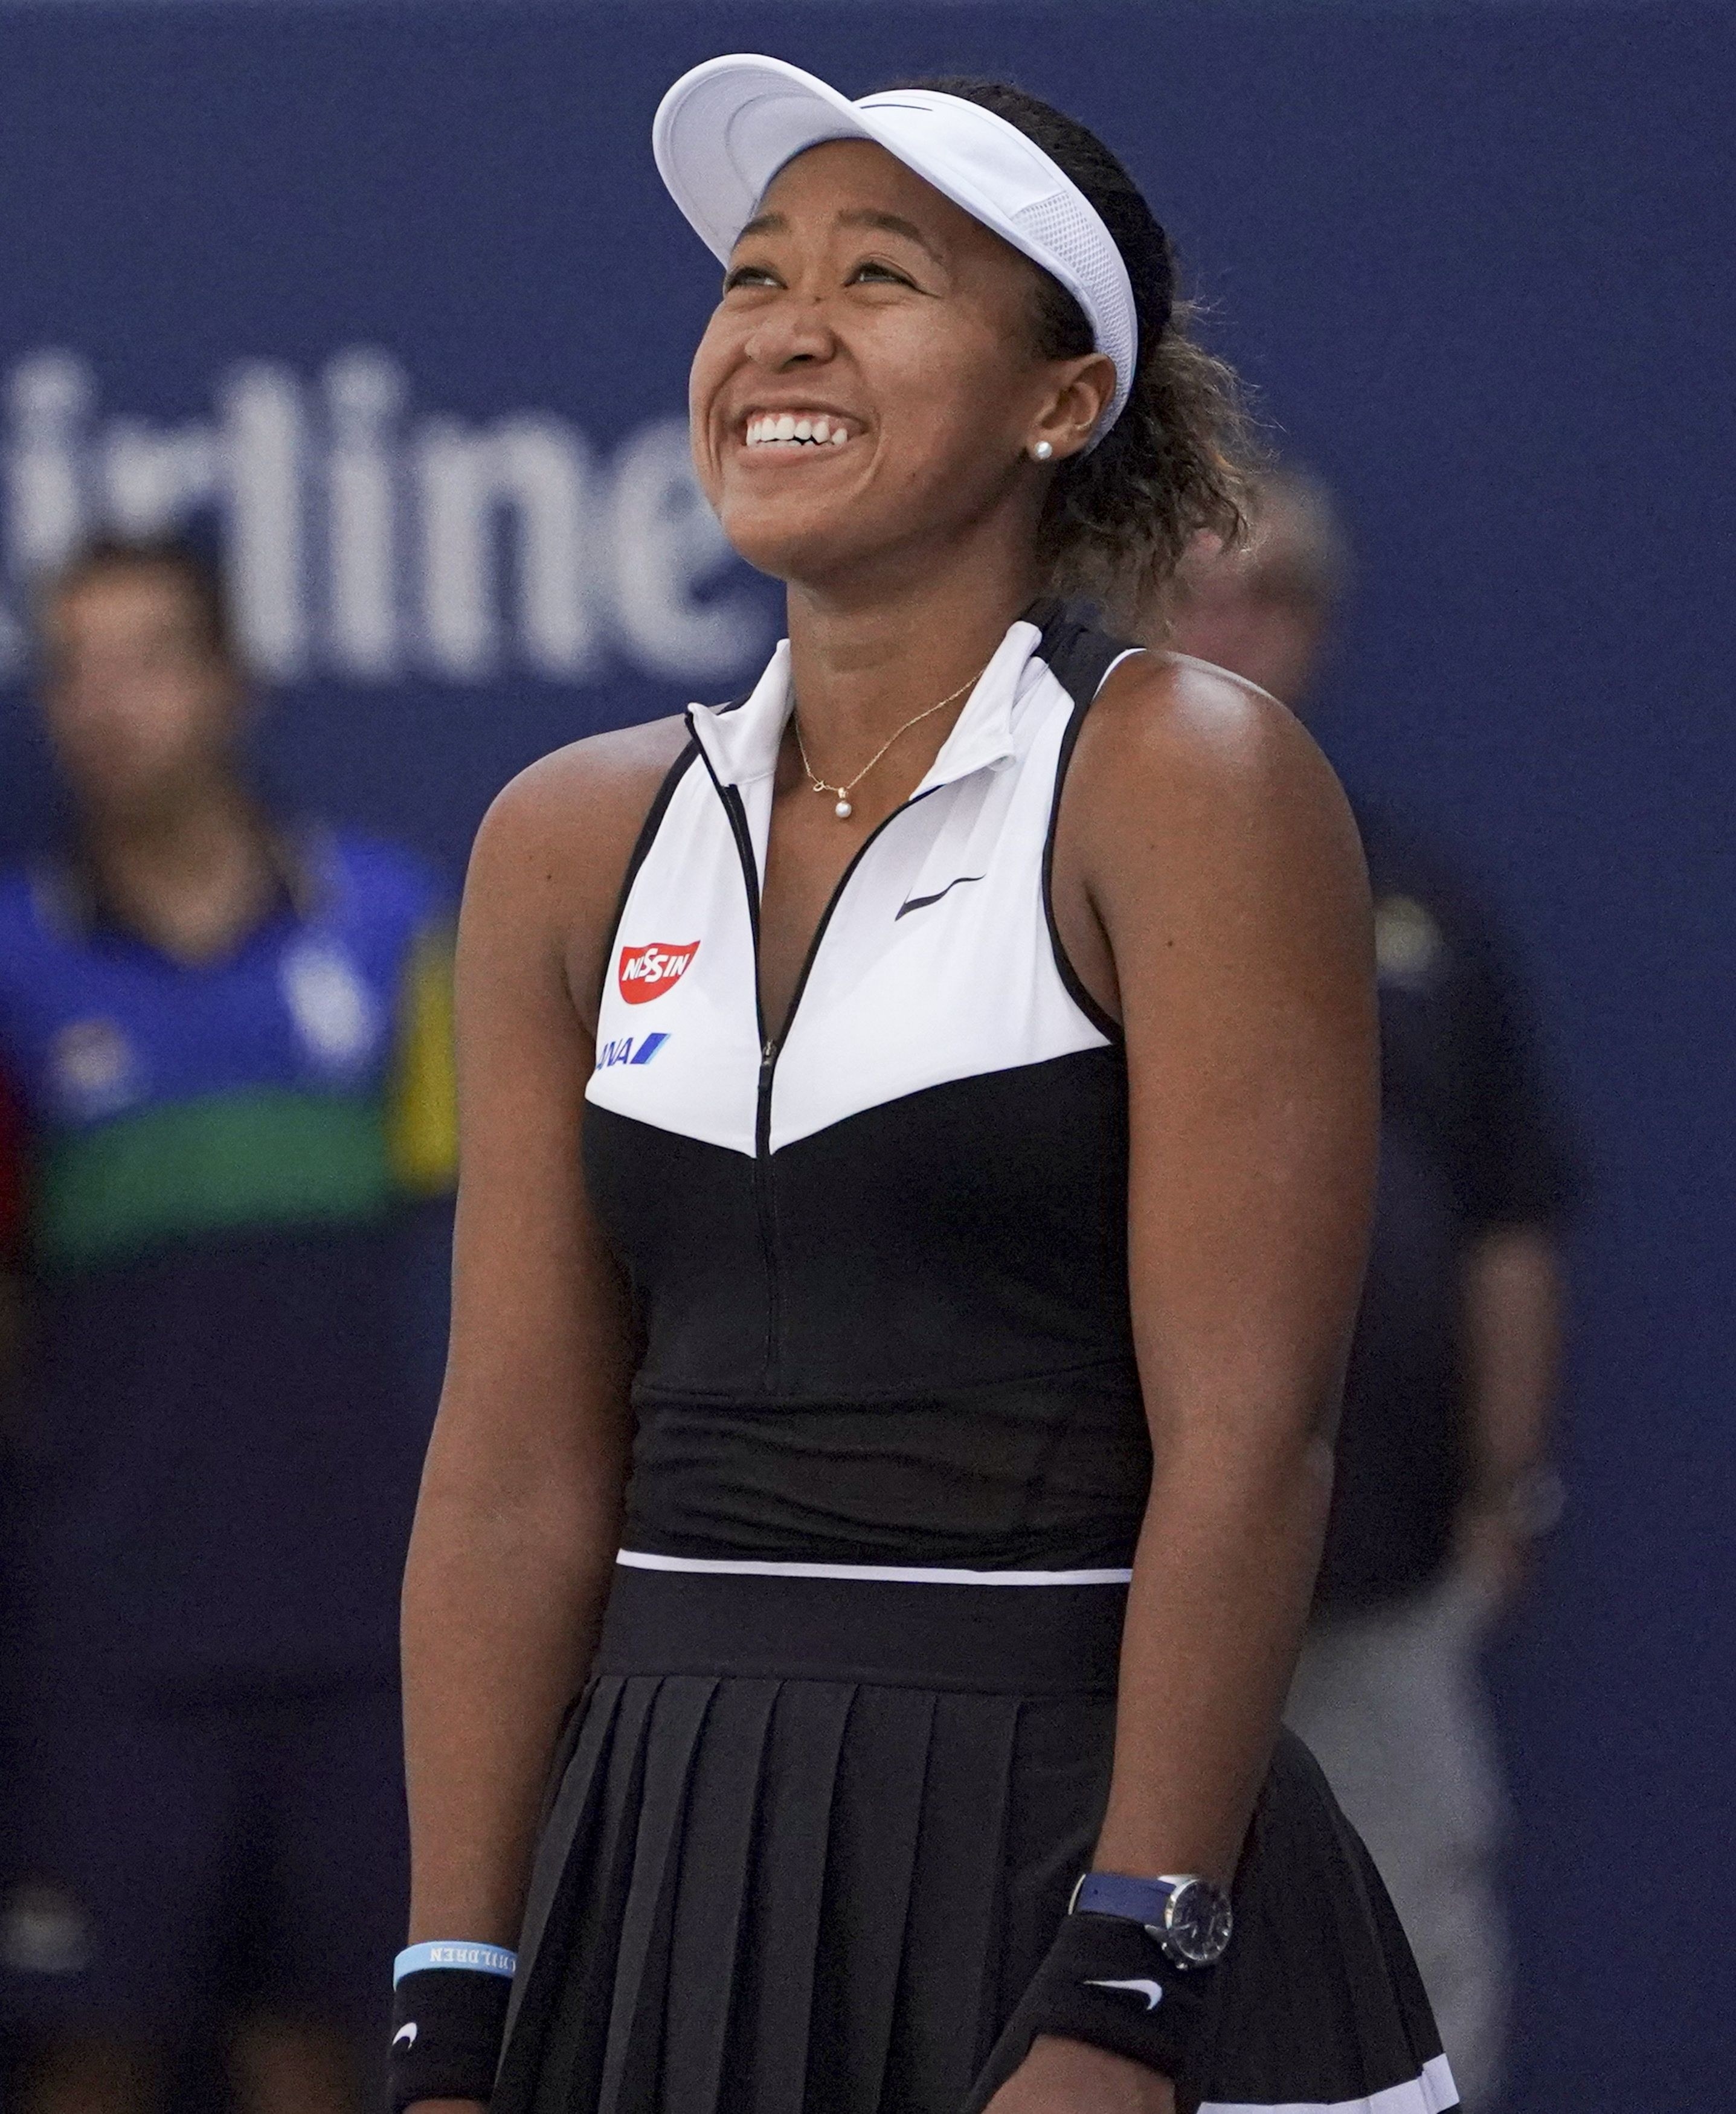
[1029,352,1117,462]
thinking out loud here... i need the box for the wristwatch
[1069,1869,1233,1970]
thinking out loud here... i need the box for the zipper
[699,737,942,1393]
[701,773,783,1391]
[754,1032,780,1387]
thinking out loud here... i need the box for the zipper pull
[761,1039,776,1067]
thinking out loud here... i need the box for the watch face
[1165,1880,1233,1967]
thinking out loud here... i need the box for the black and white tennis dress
[493,605,1455,2114]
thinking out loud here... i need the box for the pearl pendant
[834,798,853,819]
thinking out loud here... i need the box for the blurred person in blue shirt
[0,537,456,2114]
[1151,471,1577,2112]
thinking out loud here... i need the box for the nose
[742,297,837,373]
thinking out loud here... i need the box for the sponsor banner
[0,350,765,690]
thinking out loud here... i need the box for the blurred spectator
[1149,471,1578,2111]
[0,538,455,2114]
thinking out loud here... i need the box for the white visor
[652,54,1139,445]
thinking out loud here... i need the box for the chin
[718,496,878,588]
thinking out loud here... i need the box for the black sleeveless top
[584,605,1152,1577]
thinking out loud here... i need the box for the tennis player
[396,59,1456,2114]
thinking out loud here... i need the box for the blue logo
[595,1031,669,1071]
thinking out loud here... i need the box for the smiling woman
[395,54,1455,2114]
[677,74,1249,629]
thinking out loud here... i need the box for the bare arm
[989,660,1375,2113]
[1061,654,1378,1884]
[399,721,686,2110]
[1456,1224,1565,1604]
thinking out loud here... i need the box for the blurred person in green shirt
[0,537,455,2114]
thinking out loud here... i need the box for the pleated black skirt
[494,1566,1455,2114]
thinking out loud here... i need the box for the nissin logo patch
[618,940,699,1004]
[595,1032,669,1071]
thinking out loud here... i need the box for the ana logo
[617,940,699,1005]
[595,1032,669,1071]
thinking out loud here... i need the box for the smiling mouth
[742,411,855,452]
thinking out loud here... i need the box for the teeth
[743,414,853,449]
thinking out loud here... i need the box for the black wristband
[389,1967,512,2111]
[962,1912,1219,2112]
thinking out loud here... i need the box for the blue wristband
[393,1939,517,1986]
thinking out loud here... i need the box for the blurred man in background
[0,538,455,2114]
[1153,471,1577,2110]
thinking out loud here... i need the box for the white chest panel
[587,618,1117,1157]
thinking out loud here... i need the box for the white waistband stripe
[1199,2054,1458,2114]
[616,1550,1133,1586]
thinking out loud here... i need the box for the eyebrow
[733,205,944,266]
[838,207,943,263]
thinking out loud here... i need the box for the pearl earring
[1031,440,1054,461]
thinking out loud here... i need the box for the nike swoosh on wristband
[1086,1977,1164,2010]
[392,2023,417,2048]
[895,875,985,919]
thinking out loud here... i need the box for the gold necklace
[792,663,988,820]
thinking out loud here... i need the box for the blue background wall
[1,4,1729,2105]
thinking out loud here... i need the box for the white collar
[687,617,1039,795]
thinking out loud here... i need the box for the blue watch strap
[1070,1871,1178,1926]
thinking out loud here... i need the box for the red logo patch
[617,940,699,1005]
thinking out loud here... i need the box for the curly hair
[886,77,1260,614]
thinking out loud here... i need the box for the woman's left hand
[982,2034,1175,2113]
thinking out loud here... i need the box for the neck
[82,774,280,962]
[782,513,1046,751]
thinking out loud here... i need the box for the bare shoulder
[460,714,693,1026]
[1049,651,1369,1024]
[1078,650,1346,824]
[1065,649,1365,898]
[472,714,693,881]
